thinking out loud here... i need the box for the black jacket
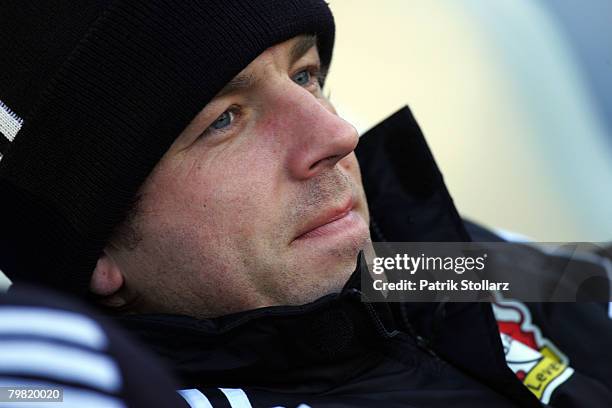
[119,107,612,407]
[0,285,189,408]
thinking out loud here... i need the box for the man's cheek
[339,154,370,225]
[222,190,268,235]
[338,155,363,183]
[339,152,357,168]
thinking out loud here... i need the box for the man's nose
[282,89,359,180]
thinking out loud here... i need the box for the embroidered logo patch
[493,299,574,404]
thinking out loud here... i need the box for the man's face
[105,36,371,317]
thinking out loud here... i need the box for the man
[1,1,611,407]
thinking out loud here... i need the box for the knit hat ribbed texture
[0,0,335,294]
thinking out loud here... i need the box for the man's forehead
[215,35,319,99]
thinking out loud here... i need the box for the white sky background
[327,0,612,241]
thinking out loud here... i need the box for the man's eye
[292,70,312,86]
[210,110,234,130]
[200,107,241,139]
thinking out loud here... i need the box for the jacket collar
[118,254,401,390]
[356,106,541,407]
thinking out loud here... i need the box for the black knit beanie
[0,0,335,295]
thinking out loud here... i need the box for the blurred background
[1,0,611,290]
[327,0,612,241]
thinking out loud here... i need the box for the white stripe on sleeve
[0,340,121,393]
[219,388,253,408]
[178,389,214,408]
[0,307,107,350]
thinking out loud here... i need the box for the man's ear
[90,251,126,307]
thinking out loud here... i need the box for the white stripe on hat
[178,389,214,408]
[0,99,23,142]
[219,388,253,408]
[0,307,107,350]
[0,340,121,393]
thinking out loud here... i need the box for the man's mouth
[294,197,360,241]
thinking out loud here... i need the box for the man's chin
[292,228,369,287]
[280,257,359,306]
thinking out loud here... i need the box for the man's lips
[294,198,356,241]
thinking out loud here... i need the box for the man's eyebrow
[214,35,318,99]
[289,34,318,66]
[215,72,259,99]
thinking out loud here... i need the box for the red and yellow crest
[493,299,574,404]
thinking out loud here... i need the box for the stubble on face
[109,156,370,318]
[104,36,371,318]
[251,161,370,305]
